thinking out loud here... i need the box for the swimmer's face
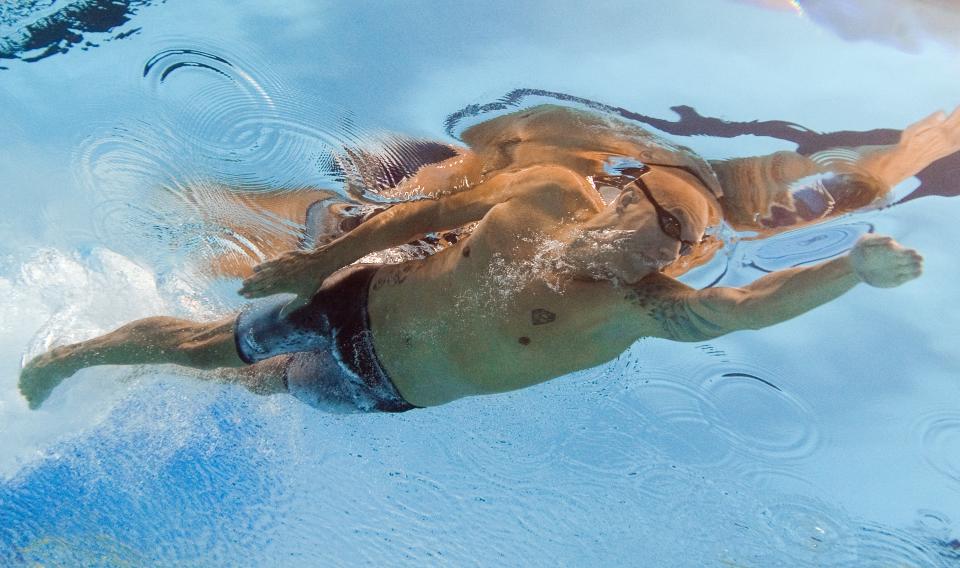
[599,167,712,280]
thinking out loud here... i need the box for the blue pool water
[2,1,960,565]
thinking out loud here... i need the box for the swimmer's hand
[239,249,337,299]
[849,234,923,288]
[857,107,960,187]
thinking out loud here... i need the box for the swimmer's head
[570,166,717,282]
[618,166,713,250]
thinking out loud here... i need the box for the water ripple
[748,496,862,566]
[856,521,952,568]
[914,410,960,488]
[742,221,873,273]
[71,44,467,284]
[697,362,821,462]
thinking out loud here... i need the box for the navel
[462,246,471,258]
[518,336,531,346]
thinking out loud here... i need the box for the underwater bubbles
[756,496,859,566]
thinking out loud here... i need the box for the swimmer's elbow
[685,287,763,339]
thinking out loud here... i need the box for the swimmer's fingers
[854,234,894,249]
[946,105,960,146]
[850,235,924,288]
[902,110,947,141]
[899,107,960,158]
[240,270,293,298]
[887,256,924,285]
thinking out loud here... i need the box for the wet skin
[20,104,949,409]
[238,162,921,408]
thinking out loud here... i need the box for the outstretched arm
[639,234,923,342]
[711,108,960,232]
[240,165,595,299]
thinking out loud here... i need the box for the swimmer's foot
[19,345,84,409]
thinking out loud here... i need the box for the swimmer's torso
[367,191,669,407]
[365,105,718,407]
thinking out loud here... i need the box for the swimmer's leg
[19,315,245,409]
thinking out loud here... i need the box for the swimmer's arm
[314,183,502,265]
[240,166,591,299]
[711,107,960,232]
[852,107,960,188]
[239,190,496,298]
[639,235,922,342]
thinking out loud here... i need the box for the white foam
[0,247,187,478]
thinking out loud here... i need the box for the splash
[0,246,218,478]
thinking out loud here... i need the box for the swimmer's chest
[371,209,672,392]
[422,265,655,391]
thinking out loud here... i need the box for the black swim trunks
[234,264,416,413]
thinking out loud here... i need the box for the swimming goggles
[620,165,696,256]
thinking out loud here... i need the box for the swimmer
[19,104,956,411]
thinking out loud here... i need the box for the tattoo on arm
[624,277,723,342]
[531,308,557,325]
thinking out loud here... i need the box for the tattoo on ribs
[371,264,417,291]
[531,308,557,326]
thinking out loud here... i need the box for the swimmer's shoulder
[462,104,610,147]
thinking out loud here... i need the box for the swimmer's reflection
[22,104,957,411]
